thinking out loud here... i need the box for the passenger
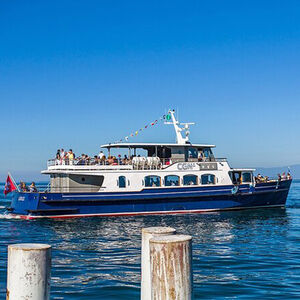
[78,154,86,165]
[98,150,104,160]
[93,155,99,165]
[107,156,114,165]
[117,154,122,165]
[29,182,37,193]
[68,149,74,165]
[198,151,204,162]
[55,153,61,165]
[60,148,65,164]
[282,172,286,180]
[256,174,263,182]
[83,154,90,165]
[100,155,106,165]
[277,173,282,181]
[20,181,29,192]
[189,181,195,185]
[122,155,128,165]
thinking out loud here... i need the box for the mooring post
[150,235,193,300]
[7,243,51,300]
[141,227,176,300]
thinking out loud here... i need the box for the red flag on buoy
[4,174,17,196]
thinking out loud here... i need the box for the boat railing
[47,157,170,170]
[47,157,228,169]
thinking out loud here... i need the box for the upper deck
[44,110,227,174]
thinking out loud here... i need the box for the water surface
[0,181,299,299]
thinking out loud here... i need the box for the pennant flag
[4,174,17,196]
[112,113,167,144]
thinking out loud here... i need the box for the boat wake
[0,212,21,219]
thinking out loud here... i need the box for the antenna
[165,109,195,144]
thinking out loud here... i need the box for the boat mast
[166,110,195,144]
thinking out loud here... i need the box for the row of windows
[117,174,216,188]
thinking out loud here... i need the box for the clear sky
[1,0,300,180]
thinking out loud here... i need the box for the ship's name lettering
[177,163,197,170]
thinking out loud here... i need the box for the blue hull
[8,180,292,219]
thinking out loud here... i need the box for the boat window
[242,172,252,183]
[201,174,216,184]
[183,174,198,186]
[229,171,242,184]
[145,175,161,187]
[118,176,126,188]
[188,148,198,159]
[203,148,214,161]
[164,175,180,186]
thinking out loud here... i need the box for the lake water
[0,181,299,299]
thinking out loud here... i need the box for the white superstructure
[43,110,255,193]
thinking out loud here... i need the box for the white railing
[47,157,172,170]
[47,157,227,169]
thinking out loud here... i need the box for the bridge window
[201,174,216,185]
[145,175,161,187]
[183,174,198,185]
[242,172,252,183]
[164,175,180,187]
[188,148,198,159]
[118,176,126,188]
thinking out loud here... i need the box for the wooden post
[150,235,192,300]
[7,243,51,300]
[141,227,176,300]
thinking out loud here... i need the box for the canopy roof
[231,168,256,172]
[101,142,216,149]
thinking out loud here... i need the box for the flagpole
[8,172,20,192]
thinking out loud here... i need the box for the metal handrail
[47,157,227,167]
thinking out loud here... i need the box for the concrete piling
[7,243,51,300]
[150,235,193,300]
[141,227,176,300]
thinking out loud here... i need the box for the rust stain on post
[6,288,9,300]
[150,235,192,300]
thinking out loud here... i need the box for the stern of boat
[8,192,40,216]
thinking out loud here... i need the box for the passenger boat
[8,110,292,219]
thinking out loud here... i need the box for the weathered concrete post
[150,235,192,300]
[141,227,176,300]
[7,243,51,300]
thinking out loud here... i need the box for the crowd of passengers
[54,148,171,166]
[255,172,292,183]
[19,181,37,192]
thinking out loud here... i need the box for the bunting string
[112,112,173,144]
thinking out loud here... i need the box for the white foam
[0,213,21,219]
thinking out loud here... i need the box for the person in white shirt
[98,151,104,160]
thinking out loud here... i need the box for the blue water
[0,181,299,299]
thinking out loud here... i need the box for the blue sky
[0,0,300,180]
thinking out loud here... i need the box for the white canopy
[101,143,216,149]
